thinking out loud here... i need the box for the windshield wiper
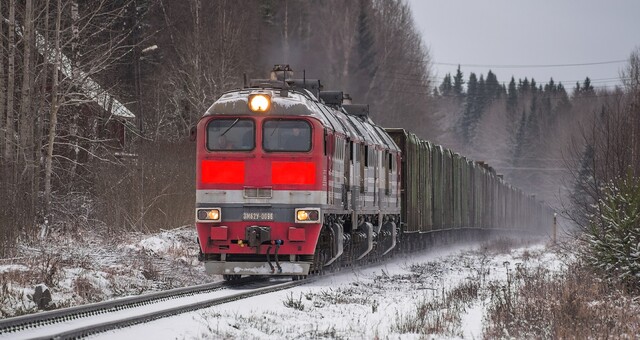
[221,118,240,136]
[271,120,282,136]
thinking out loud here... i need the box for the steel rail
[0,277,260,336]
[31,278,311,340]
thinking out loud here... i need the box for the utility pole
[553,213,557,244]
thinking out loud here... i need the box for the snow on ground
[0,264,29,274]
[0,226,213,318]
[1,228,566,339]
[92,239,563,340]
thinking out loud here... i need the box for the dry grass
[303,284,381,313]
[282,292,305,311]
[0,252,64,289]
[484,259,640,339]
[0,227,208,318]
[0,279,36,317]
[393,279,480,337]
[477,237,538,255]
[73,276,102,302]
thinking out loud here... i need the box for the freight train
[194,65,552,280]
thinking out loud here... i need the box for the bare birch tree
[621,47,640,172]
[68,0,80,177]
[19,0,34,178]
[31,0,51,230]
[5,0,15,169]
[367,0,433,132]
[153,0,256,140]
[17,0,38,226]
[43,0,63,231]
[0,0,5,162]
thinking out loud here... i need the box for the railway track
[0,276,310,339]
[0,229,535,339]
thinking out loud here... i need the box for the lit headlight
[248,94,271,112]
[196,208,221,222]
[295,208,320,223]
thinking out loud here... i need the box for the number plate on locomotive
[242,212,274,221]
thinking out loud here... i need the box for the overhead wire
[365,55,632,98]
[375,68,628,84]
[402,56,629,68]
[431,59,628,68]
[383,56,630,89]
[385,85,628,99]
[376,68,629,86]
[379,75,627,92]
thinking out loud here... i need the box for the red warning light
[201,160,245,184]
[271,161,316,185]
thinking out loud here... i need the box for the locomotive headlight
[196,208,221,222]
[248,94,271,112]
[297,210,309,221]
[295,208,321,223]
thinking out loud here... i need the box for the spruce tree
[453,65,465,98]
[526,95,540,148]
[519,77,530,94]
[513,109,527,162]
[530,78,537,94]
[477,74,487,115]
[439,73,453,96]
[557,83,571,109]
[541,89,552,126]
[571,144,595,226]
[546,77,556,93]
[355,0,376,79]
[586,173,640,288]
[582,77,595,95]
[461,72,478,143]
[485,70,501,99]
[507,76,518,115]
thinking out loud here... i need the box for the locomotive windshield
[207,118,255,151]
[263,119,311,152]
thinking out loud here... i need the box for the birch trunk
[43,0,62,236]
[19,0,34,176]
[0,0,5,160]
[19,0,35,226]
[5,0,15,169]
[69,0,80,177]
[33,0,51,222]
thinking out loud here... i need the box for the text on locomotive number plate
[243,212,274,221]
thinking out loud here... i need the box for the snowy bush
[585,174,640,289]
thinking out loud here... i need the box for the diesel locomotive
[194,65,552,280]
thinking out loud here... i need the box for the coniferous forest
[0,0,639,256]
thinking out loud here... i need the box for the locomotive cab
[196,88,326,279]
[195,65,403,281]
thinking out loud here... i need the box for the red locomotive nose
[195,110,327,277]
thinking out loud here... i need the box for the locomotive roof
[203,87,400,153]
[204,88,320,117]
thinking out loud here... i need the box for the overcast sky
[407,0,640,91]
